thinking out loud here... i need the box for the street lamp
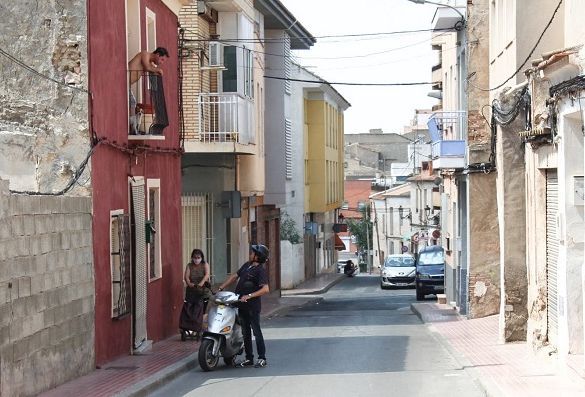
[398,205,412,220]
[407,0,466,30]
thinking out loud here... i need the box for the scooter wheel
[198,339,219,371]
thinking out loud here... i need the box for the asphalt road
[150,275,484,397]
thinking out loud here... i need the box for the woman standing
[180,249,211,340]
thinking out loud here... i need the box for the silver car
[380,254,416,289]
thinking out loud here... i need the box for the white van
[380,254,416,289]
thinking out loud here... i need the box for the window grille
[111,214,131,319]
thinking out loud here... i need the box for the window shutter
[285,118,292,179]
[284,35,291,94]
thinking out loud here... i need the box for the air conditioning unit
[208,41,223,68]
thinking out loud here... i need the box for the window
[222,46,253,98]
[110,210,131,318]
[222,46,237,92]
[145,8,156,52]
[147,179,162,280]
[243,47,253,98]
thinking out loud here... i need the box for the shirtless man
[128,47,169,133]
[128,47,169,84]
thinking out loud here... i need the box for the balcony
[204,0,252,12]
[128,72,168,140]
[431,6,466,31]
[431,140,466,169]
[184,93,256,154]
[427,111,466,141]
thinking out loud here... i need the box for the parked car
[380,254,416,289]
[415,245,445,300]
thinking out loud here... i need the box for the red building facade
[88,0,184,365]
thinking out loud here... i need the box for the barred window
[111,211,131,319]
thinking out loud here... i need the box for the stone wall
[0,179,94,396]
[0,0,89,194]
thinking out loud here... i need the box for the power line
[184,27,456,43]
[0,47,89,94]
[264,75,437,86]
[470,0,563,92]
[183,28,448,60]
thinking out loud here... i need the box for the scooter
[198,291,244,371]
[344,264,358,277]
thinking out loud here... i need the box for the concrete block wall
[0,179,94,396]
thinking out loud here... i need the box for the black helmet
[250,244,269,263]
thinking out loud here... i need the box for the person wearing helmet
[218,244,270,368]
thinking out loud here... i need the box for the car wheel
[380,283,386,290]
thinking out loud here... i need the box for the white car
[380,254,416,289]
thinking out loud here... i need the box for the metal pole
[366,219,371,274]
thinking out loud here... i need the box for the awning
[334,234,346,251]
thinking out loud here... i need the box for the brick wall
[179,4,213,141]
[0,179,94,396]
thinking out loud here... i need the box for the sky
[279,0,440,135]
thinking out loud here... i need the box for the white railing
[428,110,467,141]
[198,93,254,144]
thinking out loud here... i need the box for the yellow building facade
[304,95,345,213]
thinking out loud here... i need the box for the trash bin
[359,262,367,273]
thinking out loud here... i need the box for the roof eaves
[254,0,316,49]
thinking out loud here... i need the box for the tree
[280,211,302,244]
[346,204,372,257]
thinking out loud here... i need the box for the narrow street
[151,275,484,397]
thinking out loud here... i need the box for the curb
[410,303,504,397]
[117,276,344,396]
[280,274,346,296]
[117,351,199,397]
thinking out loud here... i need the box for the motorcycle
[198,291,244,371]
[344,263,358,277]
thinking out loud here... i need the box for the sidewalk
[411,302,585,397]
[40,272,344,397]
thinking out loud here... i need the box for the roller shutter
[546,170,559,345]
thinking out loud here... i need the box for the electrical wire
[9,137,183,196]
[0,47,90,94]
[263,75,437,86]
[183,27,456,43]
[183,29,449,60]
[469,0,564,92]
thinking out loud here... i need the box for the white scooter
[198,291,244,371]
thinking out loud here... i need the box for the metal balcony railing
[128,72,169,136]
[197,93,254,144]
[427,110,466,142]
[431,140,466,169]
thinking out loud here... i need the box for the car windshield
[384,257,414,267]
[418,250,444,266]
